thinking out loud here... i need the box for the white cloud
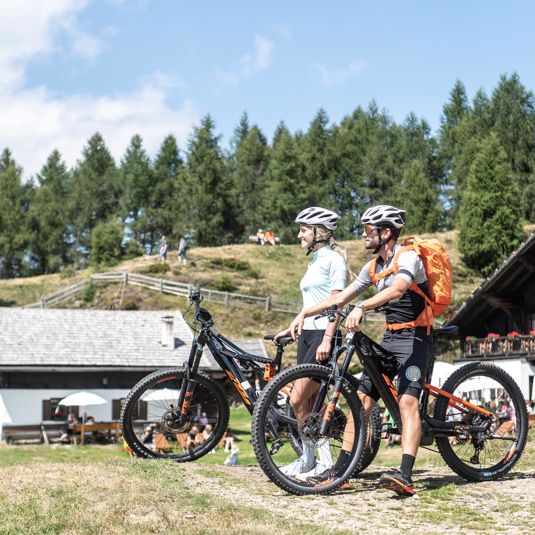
[216,35,275,86]
[315,59,367,86]
[0,83,199,177]
[0,1,200,178]
[69,28,105,59]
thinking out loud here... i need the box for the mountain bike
[251,306,528,495]
[121,286,295,461]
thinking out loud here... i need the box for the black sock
[400,454,415,478]
[334,449,351,472]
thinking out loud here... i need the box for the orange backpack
[368,236,452,332]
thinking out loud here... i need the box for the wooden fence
[25,271,300,313]
[25,271,386,321]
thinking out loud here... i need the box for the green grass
[1,422,533,534]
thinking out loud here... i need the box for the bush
[90,222,124,267]
[213,275,238,292]
[208,257,252,272]
[120,299,140,310]
[123,240,145,259]
[80,281,96,303]
[59,266,76,279]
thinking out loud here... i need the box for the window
[112,399,147,420]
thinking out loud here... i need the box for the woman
[275,206,349,479]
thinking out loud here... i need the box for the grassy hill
[0,230,483,363]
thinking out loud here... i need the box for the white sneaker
[294,462,332,482]
[280,457,316,476]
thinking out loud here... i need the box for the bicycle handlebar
[313,304,355,322]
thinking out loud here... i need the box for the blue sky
[2,0,535,179]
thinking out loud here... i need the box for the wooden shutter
[112,399,122,420]
[42,399,52,420]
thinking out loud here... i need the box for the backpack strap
[369,244,416,284]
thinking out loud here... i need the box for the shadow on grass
[0,299,16,307]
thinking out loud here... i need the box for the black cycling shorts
[297,330,340,365]
[357,327,433,400]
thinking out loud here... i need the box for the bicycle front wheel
[252,364,366,495]
[434,362,528,481]
[121,368,229,461]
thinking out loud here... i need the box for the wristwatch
[355,301,366,319]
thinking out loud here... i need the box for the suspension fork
[318,342,356,435]
[175,333,206,421]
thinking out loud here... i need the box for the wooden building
[0,308,267,437]
[449,232,535,400]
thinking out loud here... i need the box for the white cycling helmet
[361,205,406,229]
[295,206,339,230]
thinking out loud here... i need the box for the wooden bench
[2,423,64,444]
[74,422,121,445]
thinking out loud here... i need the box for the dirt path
[182,463,535,534]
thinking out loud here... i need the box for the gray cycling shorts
[357,327,433,400]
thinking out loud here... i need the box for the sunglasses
[363,224,378,236]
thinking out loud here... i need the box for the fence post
[159,279,163,293]
[265,296,271,311]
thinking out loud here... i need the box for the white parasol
[143,388,181,402]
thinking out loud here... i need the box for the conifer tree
[151,135,188,251]
[0,155,29,278]
[187,115,232,246]
[396,159,441,233]
[300,109,331,207]
[69,133,121,264]
[120,134,153,252]
[489,73,535,221]
[27,150,71,273]
[263,122,305,243]
[231,123,269,239]
[458,133,523,275]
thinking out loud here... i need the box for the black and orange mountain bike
[120,286,297,461]
[251,306,528,495]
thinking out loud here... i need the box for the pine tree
[151,135,188,252]
[263,122,305,243]
[231,123,269,239]
[458,133,523,275]
[69,133,121,264]
[187,115,231,246]
[27,150,71,273]
[300,109,331,207]
[438,80,469,227]
[327,111,366,239]
[120,134,153,252]
[489,73,535,221]
[396,159,441,233]
[0,156,30,278]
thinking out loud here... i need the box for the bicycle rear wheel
[252,364,366,495]
[353,404,382,474]
[434,362,528,481]
[121,368,229,461]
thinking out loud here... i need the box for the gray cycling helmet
[295,206,339,230]
[361,205,406,229]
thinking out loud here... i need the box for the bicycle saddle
[434,325,459,338]
[264,334,294,347]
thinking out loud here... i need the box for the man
[289,205,433,496]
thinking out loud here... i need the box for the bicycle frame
[175,293,288,424]
[319,315,495,443]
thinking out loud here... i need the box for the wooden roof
[449,232,535,333]
[0,309,267,371]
